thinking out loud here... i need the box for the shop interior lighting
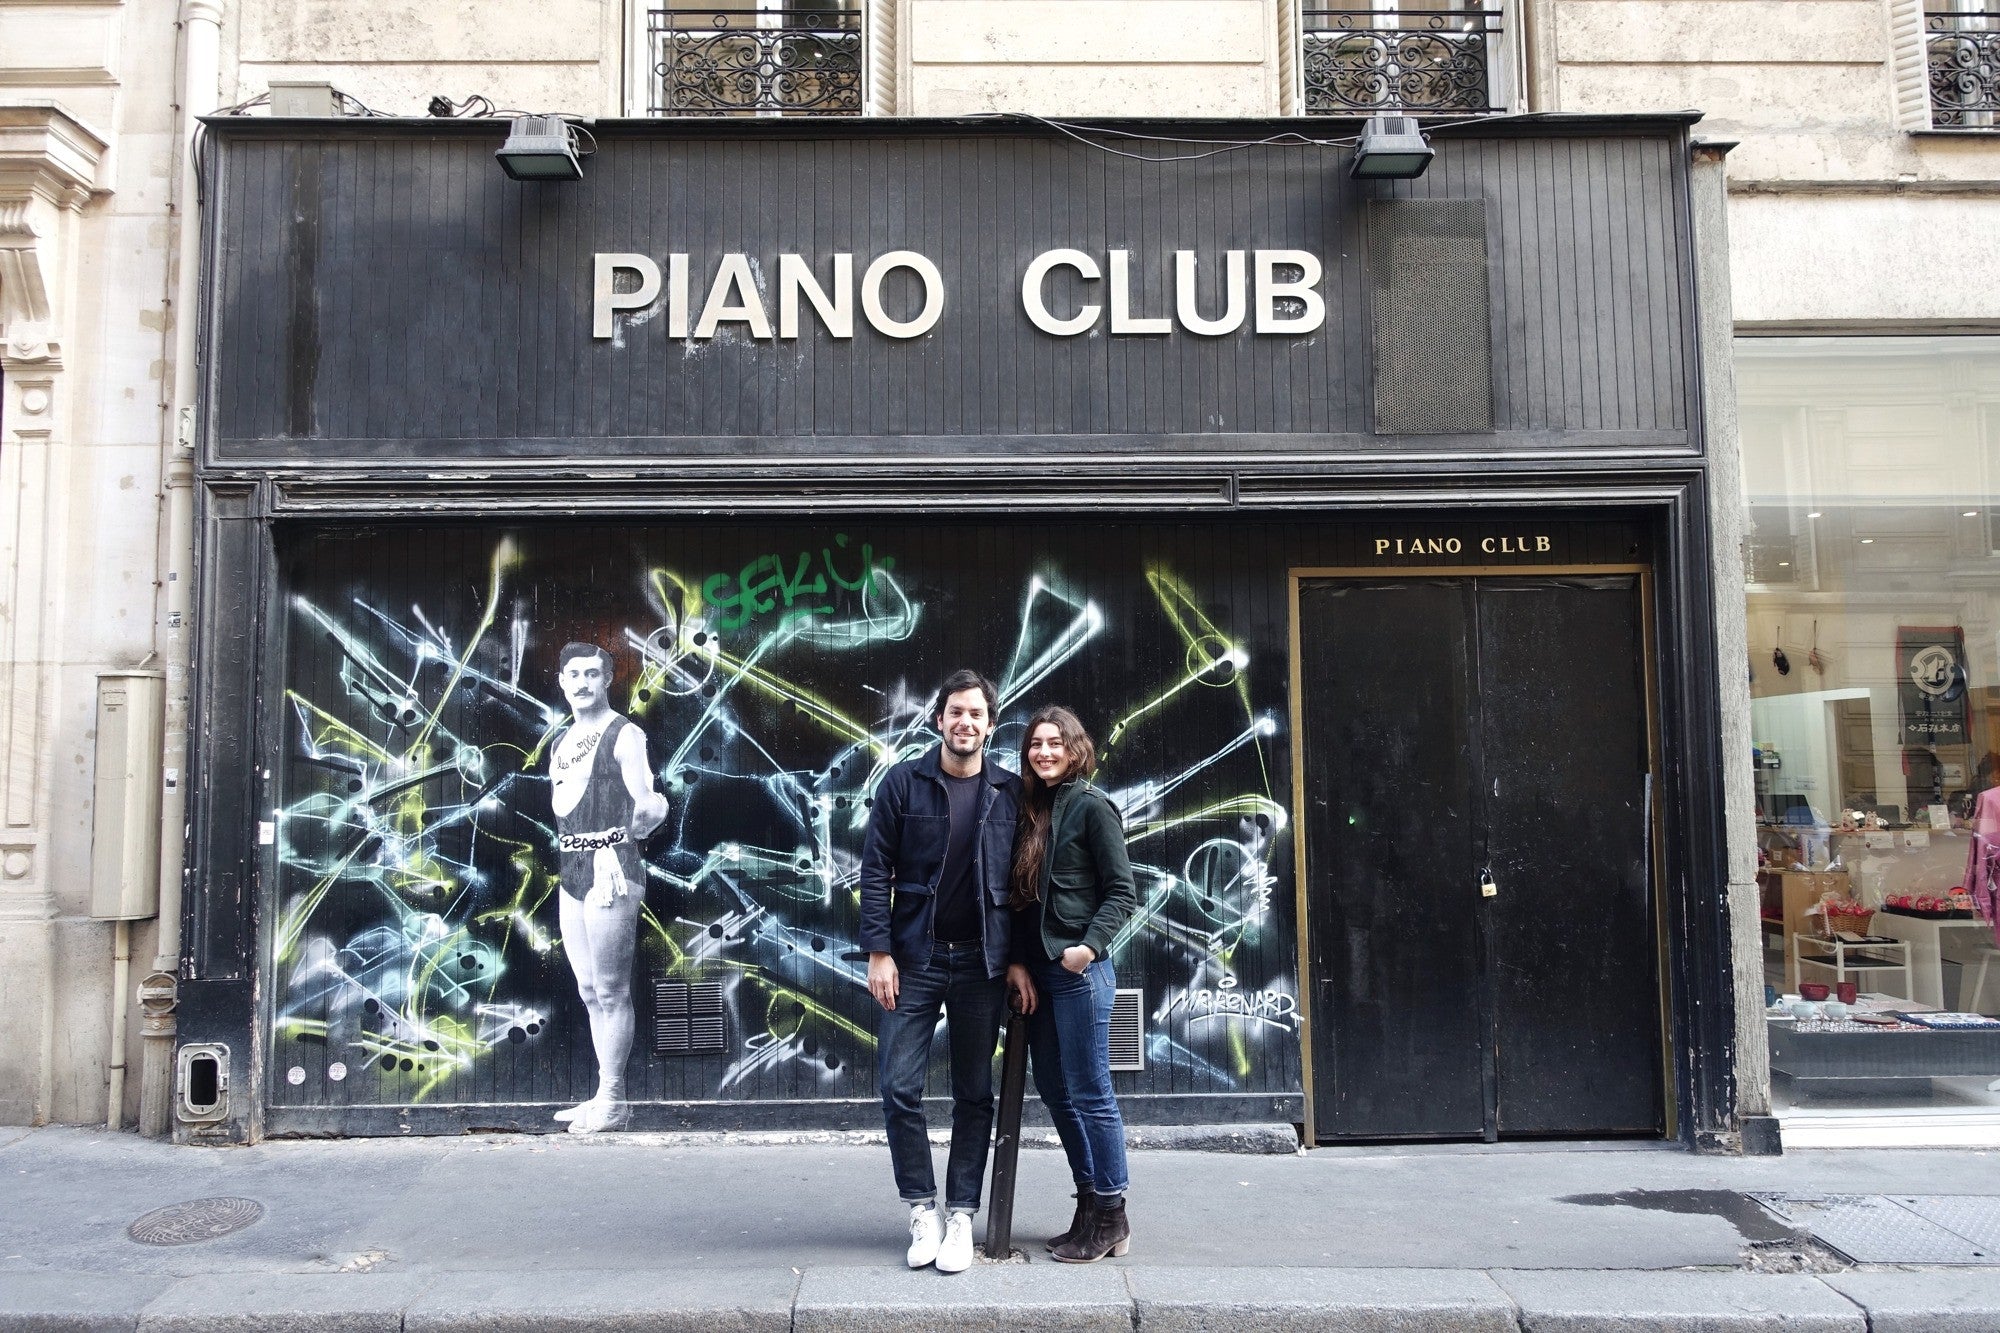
[1966,510,1981,517]
[1807,511,1822,519]
[1348,115,1435,180]
[496,115,586,181]
[1860,538,1876,544]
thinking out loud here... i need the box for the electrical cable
[964,109,1551,162]
[332,89,392,118]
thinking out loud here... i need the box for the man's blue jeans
[877,940,1006,1211]
[1027,955,1129,1197]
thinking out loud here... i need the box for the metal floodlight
[1349,115,1435,181]
[496,115,583,182]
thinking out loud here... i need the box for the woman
[1009,705,1139,1263]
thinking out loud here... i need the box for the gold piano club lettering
[1373,533,1553,557]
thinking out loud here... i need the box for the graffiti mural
[270,523,1300,1123]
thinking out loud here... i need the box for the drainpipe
[106,919,132,1128]
[139,0,224,1139]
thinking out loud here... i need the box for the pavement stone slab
[1495,1271,1865,1333]
[0,1270,176,1333]
[793,1262,1132,1331]
[1129,1266,1518,1332]
[1822,1271,2000,1333]
[404,1267,799,1332]
[136,1271,434,1331]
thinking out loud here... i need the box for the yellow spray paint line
[406,537,521,759]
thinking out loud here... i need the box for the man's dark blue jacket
[857,743,1021,979]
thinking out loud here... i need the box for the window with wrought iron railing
[1927,6,2000,127]
[648,0,865,116]
[1299,0,1504,117]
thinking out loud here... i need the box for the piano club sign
[591,248,1328,341]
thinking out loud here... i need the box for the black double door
[1298,573,1664,1142]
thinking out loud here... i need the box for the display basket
[1813,902,1874,938]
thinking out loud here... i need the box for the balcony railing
[1301,7,1501,116]
[1928,10,2000,127]
[649,8,863,116]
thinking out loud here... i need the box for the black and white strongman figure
[549,642,668,1133]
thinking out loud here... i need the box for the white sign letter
[695,253,774,339]
[1175,250,1247,336]
[592,253,661,339]
[1254,250,1325,335]
[667,253,689,339]
[860,251,944,339]
[1109,250,1172,335]
[778,253,854,339]
[1021,249,1101,337]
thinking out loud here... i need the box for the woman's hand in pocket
[1061,945,1095,974]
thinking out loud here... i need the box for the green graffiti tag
[701,535,895,632]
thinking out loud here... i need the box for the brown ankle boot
[1051,1197,1129,1263]
[1046,1192,1092,1251]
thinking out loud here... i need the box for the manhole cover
[128,1197,265,1246]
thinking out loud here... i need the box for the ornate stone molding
[0,103,107,209]
[0,103,106,366]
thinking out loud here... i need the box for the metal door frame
[1286,560,1671,1146]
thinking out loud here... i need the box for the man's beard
[942,731,984,757]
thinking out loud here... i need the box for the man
[858,669,1035,1273]
[549,642,668,1134]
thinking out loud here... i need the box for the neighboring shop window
[1740,335,2000,1131]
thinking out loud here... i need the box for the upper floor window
[1927,4,2000,128]
[1299,0,1505,116]
[648,0,865,116]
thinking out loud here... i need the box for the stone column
[0,104,107,1125]
[1690,138,1777,1150]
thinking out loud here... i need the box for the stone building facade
[1,0,1993,1145]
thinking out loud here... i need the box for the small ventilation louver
[1109,988,1145,1072]
[653,979,726,1055]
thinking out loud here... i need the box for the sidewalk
[4,1123,1999,1330]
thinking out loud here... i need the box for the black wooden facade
[180,114,1737,1146]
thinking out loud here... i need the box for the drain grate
[1752,1193,1997,1266]
[128,1197,265,1246]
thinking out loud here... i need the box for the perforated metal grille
[1109,988,1145,1071]
[1369,199,1493,436]
[653,979,727,1055]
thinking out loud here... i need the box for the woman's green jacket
[1013,779,1138,964]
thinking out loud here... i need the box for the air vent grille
[653,979,726,1055]
[1109,988,1145,1072]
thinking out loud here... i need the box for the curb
[9,1266,2000,1333]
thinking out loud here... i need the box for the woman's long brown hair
[1008,705,1098,909]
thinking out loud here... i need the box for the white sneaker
[905,1204,943,1268]
[935,1209,975,1273]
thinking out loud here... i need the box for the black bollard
[983,1008,1031,1260]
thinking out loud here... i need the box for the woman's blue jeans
[1027,955,1129,1197]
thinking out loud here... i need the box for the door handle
[1479,868,1498,898]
